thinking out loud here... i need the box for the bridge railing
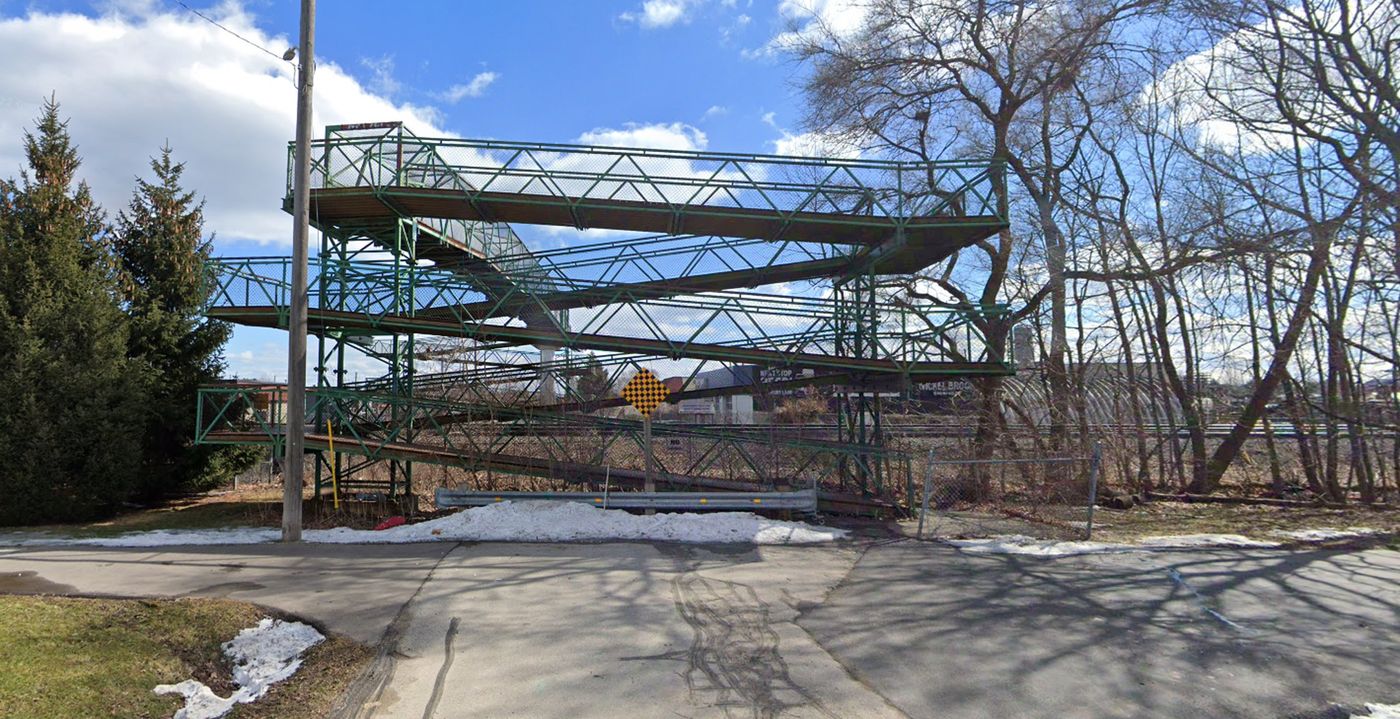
[305,122,543,271]
[480,233,855,289]
[205,257,1012,374]
[294,126,1007,228]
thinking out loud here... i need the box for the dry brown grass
[1090,501,1400,542]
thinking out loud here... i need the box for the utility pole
[283,0,315,542]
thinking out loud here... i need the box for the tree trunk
[1196,226,1333,493]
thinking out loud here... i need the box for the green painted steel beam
[206,257,1011,376]
[292,126,1008,248]
[212,304,1012,380]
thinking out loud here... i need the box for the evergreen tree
[0,98,148,525]
[573,358,614,403]
[115,146,257,496]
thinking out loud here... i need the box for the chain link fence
[915,444,1102,540]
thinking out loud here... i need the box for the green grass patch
[0,596,370,719]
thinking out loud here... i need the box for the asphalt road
[801,540,1400,719]
[1,539,1396,718]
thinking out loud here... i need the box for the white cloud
[534,226,646,241]
[576,122,708,151]
[619,0,698,29]
[1151,22,1322,154]
[762,111,861,157]
[359,54,400,97]
[0,5,446,246]
[719,11,752,44]
[439,71,498,103]
[772,131,862,157]
[745,0,867,59]
[701,104,729,120]
[552,121,765,209]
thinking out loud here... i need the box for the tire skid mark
[671,573,836,719]
[422,616,460,719]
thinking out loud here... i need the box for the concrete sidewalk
[367,542,896,719]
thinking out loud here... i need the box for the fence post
[917,448,935,540]
[1085,442,1102,540]
[905,454,915,517]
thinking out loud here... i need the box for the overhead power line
[173,0,287,63]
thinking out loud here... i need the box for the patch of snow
[1274,527,1387,542]
[303,501,844,545]
[945,535,1134,557]
[154,618,324,719]
[946,533,1282,557]
[2,501,845,547]
[1136,533,1281,549]
[53,528,280,547]
[1352,704,1400,719]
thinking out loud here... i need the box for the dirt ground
[1091,501,1400,542]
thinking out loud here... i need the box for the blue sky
[0,0,856,379]
[298,2,791,139]
[244,0,804,158]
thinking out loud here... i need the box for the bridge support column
[538,344,558,403]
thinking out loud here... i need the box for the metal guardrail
[434,488,818,512]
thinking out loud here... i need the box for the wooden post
[283,0,315,542]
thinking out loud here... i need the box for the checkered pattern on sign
[621,369,668,416]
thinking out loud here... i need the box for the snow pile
[1274,527,1387,542]
[305,501,845,545]
[4,501,845,547]
[155,618,324,719]
[947,533,1282,557]
[1352,704,1400,719]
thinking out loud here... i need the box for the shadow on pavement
[799,541,1400,719]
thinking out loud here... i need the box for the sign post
[620,369,668,512]
[643,415,654,495]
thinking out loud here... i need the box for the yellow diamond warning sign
[620,368,669,417]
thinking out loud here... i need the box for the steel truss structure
[197,122,1012,513]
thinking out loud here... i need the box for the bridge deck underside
[305,186,1005,261]
[416,255,852,320]
[321,218,490,266]
[212,305,1011,381]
